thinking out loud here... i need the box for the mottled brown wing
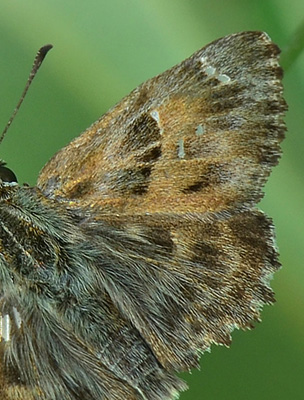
[37,31,286,216]
[36,31,286,378]
[82,208,280,373]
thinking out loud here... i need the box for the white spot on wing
[150,110,160,123]
[218,74,231,83]
[177,139,185,159]
[200,55,231,84]
[150,109,164,135]
[205,66,216,76]
[196,124,205,135]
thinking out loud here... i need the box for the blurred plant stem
[281,19,304,71]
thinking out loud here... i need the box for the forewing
[37,31,286,215]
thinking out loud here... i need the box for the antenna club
[38,44,53,60]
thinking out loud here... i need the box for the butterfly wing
[35,31,286,395]
[38,31,286,216]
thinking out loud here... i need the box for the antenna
[0,44,53,146]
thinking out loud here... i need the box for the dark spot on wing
[136,145,162,163]
[115,166,152,195]
[182,163,231,193]
[191,241,219,265]
[68,180,93,198]
[121,113,162,153]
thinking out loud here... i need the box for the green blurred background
[0,1,303,399]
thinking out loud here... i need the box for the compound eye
[0,165,17,183]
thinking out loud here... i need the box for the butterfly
[0,31,286,399]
